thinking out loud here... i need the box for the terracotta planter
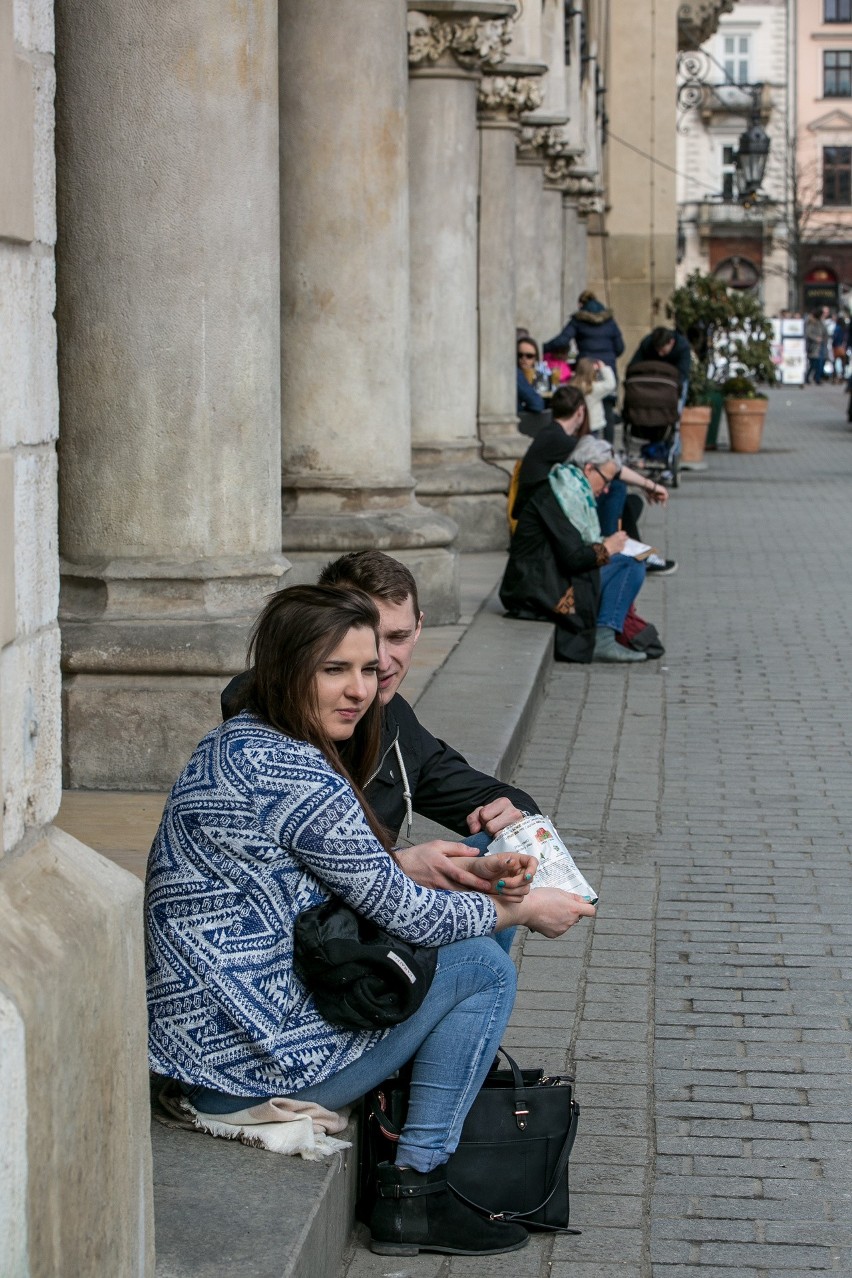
[679,405,712,464]
[724,397,768,453]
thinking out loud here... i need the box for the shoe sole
[646,565,678,576]
[370,1236,529,1257]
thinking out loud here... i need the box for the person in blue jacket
[517,334,546,413]
[543,290,625,375]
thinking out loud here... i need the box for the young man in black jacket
[221,551,540,893]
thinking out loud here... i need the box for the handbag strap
[447,1098,581,1234]
[493,1047,530,1131]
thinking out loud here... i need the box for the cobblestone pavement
[343,388,852,1278]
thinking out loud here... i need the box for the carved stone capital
[517,123,571,160]
[408,11,512,71]
[678,0,736,52]
[477,73,545,119]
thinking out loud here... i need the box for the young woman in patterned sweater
[146,585,594,1257]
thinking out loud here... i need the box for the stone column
[406,3,515,551]
[56,0,287,789]
[516,126,579,343]
[279,0,458,619]
[476,71,544,464]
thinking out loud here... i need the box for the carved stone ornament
[407,11,512,70]
[517,124,572,160]
[677,0,736,52]
[477,75,544,119]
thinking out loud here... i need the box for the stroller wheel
[670,454,680,488]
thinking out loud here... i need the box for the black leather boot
[369,1162,529,1256]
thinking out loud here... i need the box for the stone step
[150,592,554,1278]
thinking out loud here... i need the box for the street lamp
[735,115,770,201]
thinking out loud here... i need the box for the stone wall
[0,0,154,1270]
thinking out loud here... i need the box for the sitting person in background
[501,436,656,664]
[572,358,616,437]
[148,585,594,1257]
[544,349,572,387]
[517,335,546,413]
[512,385,675,576]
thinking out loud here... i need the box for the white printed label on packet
[486,816,599,904]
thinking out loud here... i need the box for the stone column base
[414,442,509,552]
[60,554,288,788]
[281,496,460,623]
[478,414,530,462]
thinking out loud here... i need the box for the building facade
[676,0,792,315]
[794,0,852,310]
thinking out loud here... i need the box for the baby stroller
[621,360,681,488]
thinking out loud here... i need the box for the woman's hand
[645,482,668,506]
[603,531,627,556]
[397,841,492,892]
[464,852,538,902]
[517,887,596,937]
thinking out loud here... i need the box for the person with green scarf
[499,437,650,663]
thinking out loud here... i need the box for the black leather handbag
[360,1048,580,1232]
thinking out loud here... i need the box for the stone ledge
[149,585,554,1276]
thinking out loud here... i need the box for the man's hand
[397,841,493,892]
[466,797,526,837]
[464,851,538,902]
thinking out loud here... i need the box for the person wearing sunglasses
[500,436,659,663]
[516,336,546,413]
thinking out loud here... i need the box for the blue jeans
[596,478,627,536]
[186,936,517,1172]
[598,552,646,632]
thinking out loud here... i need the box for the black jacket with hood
[220,672,538,841]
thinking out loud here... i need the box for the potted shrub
[721,374,769,453]
[668,271,775,451]
[679,358,712,465]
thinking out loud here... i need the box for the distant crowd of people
[510,294,685,666]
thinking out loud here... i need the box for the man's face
[374,596,423,704]
[658,339,675,357]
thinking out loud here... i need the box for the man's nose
[376,637,392,669]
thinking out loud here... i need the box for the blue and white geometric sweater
[145,711,499,1097]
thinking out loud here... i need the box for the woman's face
[517,343,537,368]
[314,626,380,741]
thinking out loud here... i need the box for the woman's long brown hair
[245,584,392,850]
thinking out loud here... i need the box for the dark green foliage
[668,270,776,391]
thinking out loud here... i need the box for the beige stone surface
[0,453,14,648]
[0,251,58,451]
[0,0,34,242]
[1,625,61,850]
[13,445,58,637]
[0,827,154,1277]
[0,989,27,1273]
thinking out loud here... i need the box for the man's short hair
[651,326,675,352]
[318,550,420,618]
[571,436,615,469]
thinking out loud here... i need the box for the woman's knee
[436,935,517,996]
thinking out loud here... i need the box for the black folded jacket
[293,899,438,1030]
